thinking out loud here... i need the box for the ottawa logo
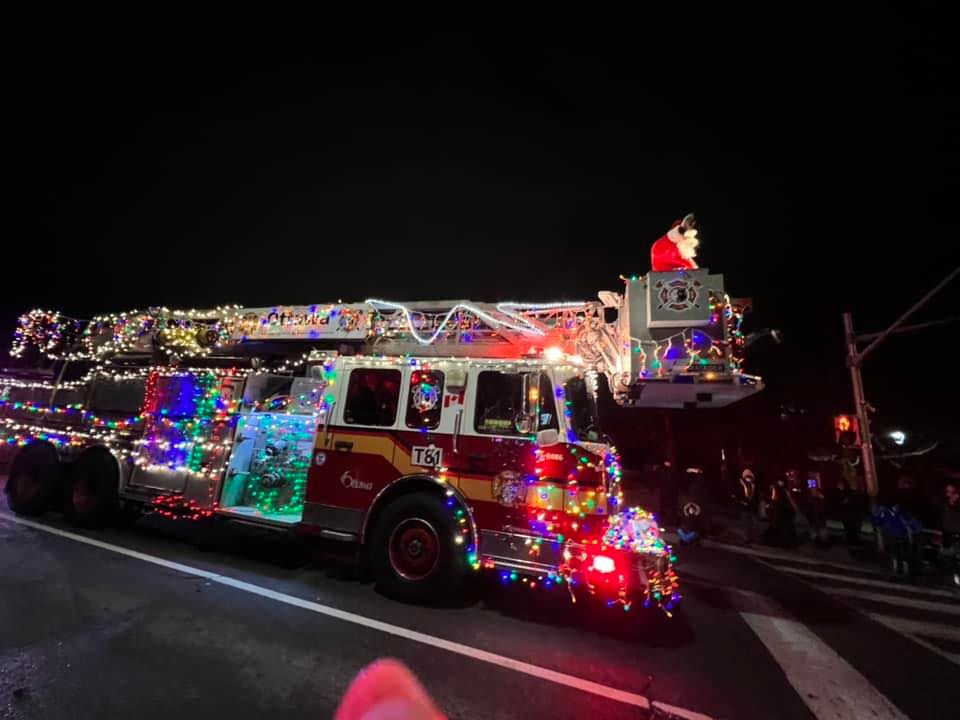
[654,277,702,313]
[340,471,373,491]
[539,452,565,462]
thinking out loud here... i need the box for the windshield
[563,375,602,442]
[475,371,558,435]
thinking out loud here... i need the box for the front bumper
[478,527,680,614]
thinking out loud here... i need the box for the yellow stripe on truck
[458,476,493,502]
[316,430,494,502]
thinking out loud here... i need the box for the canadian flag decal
[444,390,465,408]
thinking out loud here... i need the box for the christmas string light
[630,324,738,378]
[132,371,241,497]
[11,305,245,361]
[490,441,676,613]
[0,398,143,429]
[9,309,83,358]
[494,301,594,335]
[150,494,216,521]
[236,412,316,517]
[723,294,747,370]
[365,299,547,344]
[0,417,132,454]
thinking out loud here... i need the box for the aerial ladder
[9,268,760,409]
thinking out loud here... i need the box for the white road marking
[779,566,960,599]
[865,613,960,643]
[826,587,960,615]
[736,591,909,720]
[867,614,960,667]
[727,531,960,675]
[748,541,960,670]
[0,512,711,720]
[701,539,889,576]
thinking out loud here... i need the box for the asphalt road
[2,490,960,720]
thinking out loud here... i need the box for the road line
[736,591,909,720]
[866,613,960,643]
[826,587,960,615]
[0,512,711,720]
[702,539,889,576]
[778,566,960,599]
[868,613,960,667]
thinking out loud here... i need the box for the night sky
[4,7,957,436]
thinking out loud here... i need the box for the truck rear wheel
[66,450,120,527]
[370,492,468,602]
[6,443,60,516]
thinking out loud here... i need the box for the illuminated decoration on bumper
[601,507,680,613]
[482,443,678,615]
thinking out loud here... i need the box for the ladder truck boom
[9,268,760,409]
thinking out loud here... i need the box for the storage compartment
[219,412,317,524]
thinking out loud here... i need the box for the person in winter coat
[764,473,799,547]
[805,471,828,546]
[837,477,866,546]
[874,500,923,580]
[936,482,960,588]
[736,468,759,545]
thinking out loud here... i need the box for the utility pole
[842,266,960,505]
[843,312,879,502]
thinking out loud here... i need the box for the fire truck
[1,269,759,613]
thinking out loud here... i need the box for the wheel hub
[388,518,440,581]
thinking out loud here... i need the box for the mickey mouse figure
[650,212,700,272]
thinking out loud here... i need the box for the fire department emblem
[654,277,702,313]
[492,470,525,507]
[411,382,440,412]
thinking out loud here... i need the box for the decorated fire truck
[1,218,760,613]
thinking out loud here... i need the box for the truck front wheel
[370,492,468,602]
[6,443,60,516]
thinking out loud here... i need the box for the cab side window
[345,369,401,426]
[88,376,147,414]
[405,370,445,430]
[474,371,557,435]
[474,371,522,435]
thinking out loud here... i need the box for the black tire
[6,443,60,515]
[65,449,120,527]
[370,492,469,602]
[116,501,145,528]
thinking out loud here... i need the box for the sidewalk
[672,505,960,592]
[707,505,875,547]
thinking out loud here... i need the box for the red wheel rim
[388,518,440,581]
[72,476,96,514]
[12,471,40,503]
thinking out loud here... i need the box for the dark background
[3,6,957,471]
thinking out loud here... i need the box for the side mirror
[536,428,560,447]
[514,412,534,435]
[518,373,540,434]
